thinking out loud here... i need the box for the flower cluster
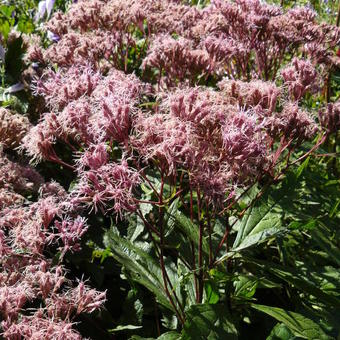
[0,180,106,337]
[27,0,340,85]
[281,58,320,101]
[0,109,31,149]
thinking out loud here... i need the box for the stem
[136,209,160,236]
[49,154,76,171]
[159,213,185,324]
[158,171,185,324]
[197,186,203,303]
[214,133,327,265]
[189,186,199,301]
[289,133,327,166]
[154,298,161,337]
[206,199,213,267]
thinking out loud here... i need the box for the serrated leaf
[232,197,284,251]
[181,304,238,340]
[252,304,331,340]
[103,228,173,311]
[171,210,209,257]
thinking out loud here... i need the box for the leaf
[129,202,151,242]
[204,281,219,304]
[251,304,331,340]
[119,289,144,327]
[232,226,285,253]
[229,178,295,257]
[157,331,181,339]
[181,304,238,340]
[233,275,258,300]
[103,228,173,311]
[164,198,179,237]
[288,219,317,231]
[267,323,299,340]
[172,210,210,257]
[295,156,310,179]
[310,226,340,266]
[110,325,143,332]
[247,259,340,308]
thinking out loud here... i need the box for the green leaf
[157,331,181,340]
[295,156,310,179]
[181,304,238,340]
[310,227,340,266]
[267,323,299,340]
[204,281,219,304]
[164,198,179,237]
[233,275,258,300]
[103,228,173,311]
[288,219,317,230]
[251,304,331,340]
[247,259,340,308]
[110,325,143,332]
[171,210,210,257]
[232,197,284,252]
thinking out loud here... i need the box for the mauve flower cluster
[26,0,340,84]
[0,190,105,336]
[0,109,31,149]
[281,58,321,101]
[133,87,270,202]
[1,94,107,339]
[21,0,338,206]
[0,161,105,338]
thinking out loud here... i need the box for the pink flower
[75,143,108,172]
[54,216,88,255]
[71,159,140,217]
[33,64,101,110]
[46,280,106,319]
[319,101,340,134]
[0,284,34,320]
[281,58,320,101]
[218,79,280,113]
[222,110,268,179]
[2,310,82,340]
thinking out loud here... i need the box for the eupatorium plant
[1,0,340,338]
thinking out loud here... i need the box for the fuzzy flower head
[318,101,340,134]
[218,79,280,113]
[133,112,197,175]
[2,311,82,340]
[54,216,88,255]
[33,64,101,110]
[71,159,140,217]
[0,108,31,149]
[281,58,320,101]
[222,110,268,179]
